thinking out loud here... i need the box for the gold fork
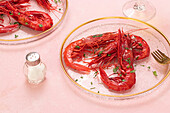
[151,49,170,64]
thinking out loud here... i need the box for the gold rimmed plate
[60,17,170,99]
[0,0,68,45]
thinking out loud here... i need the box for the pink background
[0,0,170,113]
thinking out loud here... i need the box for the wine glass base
[122,0,156,21]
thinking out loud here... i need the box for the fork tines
[151,49,170,64]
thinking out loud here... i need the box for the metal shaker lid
[26,52,41,66]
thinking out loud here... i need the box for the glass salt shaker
[24,52,46,84]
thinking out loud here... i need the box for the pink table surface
[0,0,170,113]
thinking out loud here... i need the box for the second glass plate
[0,0,68,45]
[60,17,170,99]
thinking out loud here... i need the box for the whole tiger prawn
[64,32,118,73]
[0,1,53,32]
[0,0,63,33]
[99,29,136,91]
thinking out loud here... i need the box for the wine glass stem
[133,2,145,11]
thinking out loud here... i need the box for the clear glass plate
[0,0,68,45]
[60,17,170,99]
